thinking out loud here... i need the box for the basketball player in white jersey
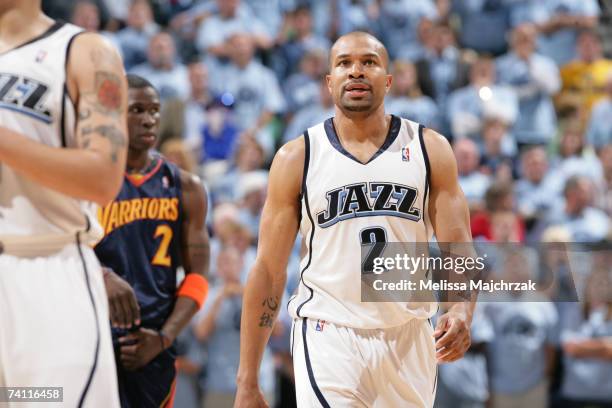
[235,32,475,408]
[0,0,127,406]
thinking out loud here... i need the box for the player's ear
[385,74,393,94]
[326,74,333,94]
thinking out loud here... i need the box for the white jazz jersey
[0,22,103,255]
[288,115,438,329]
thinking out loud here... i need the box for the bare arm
[0,33,127,205]
[235,138,304,401]
[424,128,476,362]
[537,15,598,34]
[161,170,210,346]
[564,338,612,360]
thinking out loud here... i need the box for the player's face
[327,36,391,115]
[127,87,161,151]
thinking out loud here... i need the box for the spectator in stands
[385,60,440,130]
[210,33,286,157]
[194,246,275,408]
[549,119,603,192]
[483,250,558,408]
[130,31,190,100]
[446,56,518,140]
[237,171,268,240]
[558,29,612,117]
[559,268,612,407]
[595,145,612,218]
[515,146,559,222]
[283,77,335,144]
[213,136,266,204]
[71,0,101,31]
[451,0,512,56]
[115,0,160,70]
[496,23,560,145]
[282,48,328,114]
[376,0,438,60]
[183,61,214,148]
[546,175,610,243]
[478,115,516,182]
[243,0,289,38]
[197,97,241,165]
[471,182,525,242]
[454,138,491,209]
[586,73,612,151]
[529,0,601,66]
[417,22,469,112]
[195,0,272,58]
[159,139,198,174]
[273,5,330,80]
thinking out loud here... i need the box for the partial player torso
[288,115,437,329]
[0,22,103,254]
[95,154,183,329]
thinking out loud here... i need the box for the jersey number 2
[152,224,173,267]
[360,227,387,274]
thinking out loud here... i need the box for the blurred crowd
[44,0,612,407]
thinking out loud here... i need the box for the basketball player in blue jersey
[94,74,210,408]
[0,0,127,405]
[236,32,476,407]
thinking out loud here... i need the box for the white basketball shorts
[0,241,119,407]
[291,317,437,408]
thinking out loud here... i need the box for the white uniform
[288,116,438,407]
[0,22,119,407]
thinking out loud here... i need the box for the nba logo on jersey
[315,320,326,332]
[401,146,410,161]
[35,50,47,63]
[162,176,169,189]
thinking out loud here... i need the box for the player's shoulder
[276,135,306,164]
[177,167,205,195]
[421,127,458,183]
[68,31,121,59]
[268,136,306,194]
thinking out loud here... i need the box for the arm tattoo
[258,296,280,328]
[82,125,126,163]
[93,72,122,115]
[78,108,91,121]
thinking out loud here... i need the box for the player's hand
[118,328,164,371]
[103,268,141,329]
[234,383,269,408]
[434,306,472,363]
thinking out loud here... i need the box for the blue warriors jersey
[95,154,183,330]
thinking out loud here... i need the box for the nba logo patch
[35,50,47,63]
[162,176,169,188]
[315,319,326,332]
[401,146,410,161]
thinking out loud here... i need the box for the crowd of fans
[45,0,612,407]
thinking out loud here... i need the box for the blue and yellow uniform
[95,153,182,408]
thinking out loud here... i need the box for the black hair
[126,74,158,94]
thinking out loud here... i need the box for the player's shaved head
[330,32,389,71]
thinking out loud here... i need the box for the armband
[177,274,209,309]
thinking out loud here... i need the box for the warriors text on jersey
[287,116,438,329]
[95,154,183,330]
[0,22,102,255]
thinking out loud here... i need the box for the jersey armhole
[61,30,87,147]
[418,124,432,227]
[298,130,311,226]
[300,130,311,198]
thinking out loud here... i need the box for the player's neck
[127,149,154,174]
[334,107,390,143]
[0,8,53,51]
